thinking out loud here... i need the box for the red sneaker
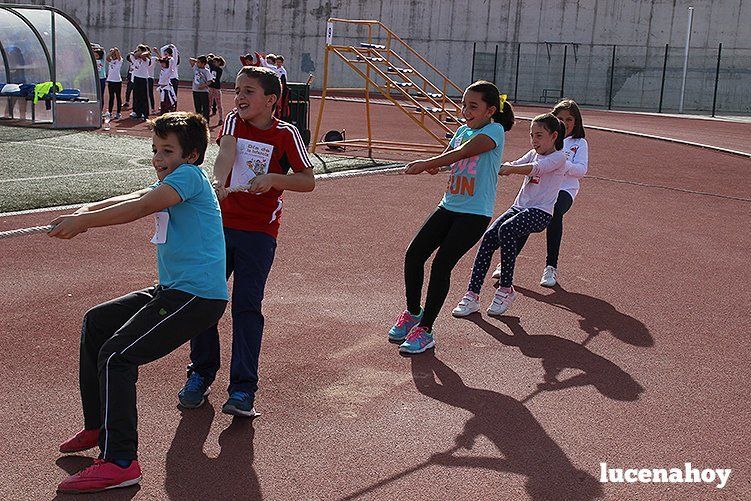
[57,459,142,493]
[59,429,100,453]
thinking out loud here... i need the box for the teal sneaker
[399,325,435,354]
[388,308,423,342]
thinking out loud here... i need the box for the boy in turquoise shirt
[50,112,228,494]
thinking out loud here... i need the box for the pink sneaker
[59,428,99,453]
[487,287,516,316]
[57,459,142,493]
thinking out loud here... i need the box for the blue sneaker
[388,308,423,342]
[222,391,259,418]
[178,372,211,408]
[399,325,435,354]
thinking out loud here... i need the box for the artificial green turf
[0,125,393,212]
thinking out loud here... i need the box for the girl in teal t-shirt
[388,81,514,354]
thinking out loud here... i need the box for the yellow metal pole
[365,24,373,157]
[311,44,331,154]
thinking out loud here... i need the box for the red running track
[0,100,750,500]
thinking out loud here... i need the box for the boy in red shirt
[178,66,315,416]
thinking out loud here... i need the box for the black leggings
[132,76,149,118]
[516,190,574,268]
[405,207,490,330]
[193,91,210,121]
[107,81,122,114]
[147,77,155,110]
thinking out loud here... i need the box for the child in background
[189,55,213,121]
[275,55,289,120]
[130,44,152,120]
[452,113,567,318]
[160,43,180,100]
[123,54,133,109]
[105,47,123,119]
[156,57,176,114]
[177,66,314,417]
[94,47,106,110]
[501,99,589,287]
[208,55,225,124]
[52,112,227,494]
[387,81,514,354]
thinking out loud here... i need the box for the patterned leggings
[468,207,552,291]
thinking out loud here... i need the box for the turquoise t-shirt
[155,164,228,301]
[439,122,506,217]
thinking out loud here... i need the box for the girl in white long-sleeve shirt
[453,114,567,317]
[498,99,589,287]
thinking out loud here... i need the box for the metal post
[470,42,476,81]
[51,10,56,122]
[608,45,616,110]
[560,44,567,98]
[513,42,521,101]
[679,6,694,113]
[658,43,669,113]
[492,44,498,84]
[711,43,722,117]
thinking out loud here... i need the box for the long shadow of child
[514,285,653,347]
[468,315,643,402]
[164,403,260,500]
[409,353,602,501]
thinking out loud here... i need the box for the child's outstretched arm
[248,168,315,194]
[499,151,564,177]
[48,185,181,239]
[211,135,236,200]
[565,141,588,178]
[404,134,497,175]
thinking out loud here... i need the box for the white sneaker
[129,112,137,118]
[491,263,502,279]
[487,287,516,316]
[452,292,480,317]
[540,266,557,287]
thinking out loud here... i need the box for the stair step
[355,55,385,62]
[387,66,414,74]
[413,106,443,113]
[393,82,414,87]
[443,116,466,123]
[360,42,386,49]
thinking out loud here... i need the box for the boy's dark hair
[147,112,210,165]
[196,55,208,64]
[164,47,173,56]
[466,80,514,131]
[552,98,585,139]
[275,55,284,62]
[532,113,566,151]
[237,66,281,108]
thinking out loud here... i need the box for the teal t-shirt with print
[439,122,506,217]
[154,164,228,301]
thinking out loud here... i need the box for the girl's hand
[48,215,88,239]
[404,160,428,175]
[212,180,228,201]
[499,164,513,176]
[248,174,274,194]
[426,166,441,175]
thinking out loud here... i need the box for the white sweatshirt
[559,137,589,199]
[509,149,567,215]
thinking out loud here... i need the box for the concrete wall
[6,0,749,112]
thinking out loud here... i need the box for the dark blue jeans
[189,228,277,399]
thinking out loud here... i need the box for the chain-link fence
[471,42,749,115]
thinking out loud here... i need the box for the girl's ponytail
[493,99,515,132]
[555,117,566,150]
